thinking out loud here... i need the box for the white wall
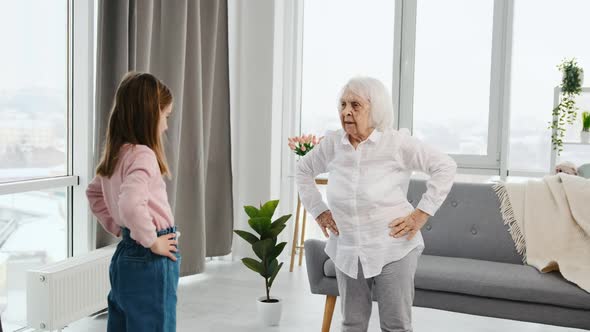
[229,0,278,258]
[228,0,302,259]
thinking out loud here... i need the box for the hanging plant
[549,58,584,154]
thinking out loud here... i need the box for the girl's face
[159,104,173,135]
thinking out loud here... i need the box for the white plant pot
[581,131,590,144]
[256,296,282,326]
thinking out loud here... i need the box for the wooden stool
[289,178,328,272]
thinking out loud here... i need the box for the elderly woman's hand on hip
[389,209,430,240]
[316,210,339,237]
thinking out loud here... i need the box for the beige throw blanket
[493,174,590,293]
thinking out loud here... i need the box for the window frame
[397,0,514,175]
[0,0,95,257]
[71,0,96,256]
[289,0,518,177]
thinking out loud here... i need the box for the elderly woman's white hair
[337,76,394,131]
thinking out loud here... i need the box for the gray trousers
[335,247,422,332]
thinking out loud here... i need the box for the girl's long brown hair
[96,72,172,177]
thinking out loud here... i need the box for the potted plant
[234,200,291,326]
[582,111,590,143]
[549,58,584,154]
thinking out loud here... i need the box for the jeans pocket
[115,245,160,297]
[119,244,151,262]
[117,258,160,297]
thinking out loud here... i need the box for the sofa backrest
[407,179,523,265]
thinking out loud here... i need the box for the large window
[0,1,68,183]
[0,0,92,329]
[0,0,69,325]
[300,0,395,137]
[300,0,590,175]
[509,0,590,173]
[412,0,494,156]
[300,0,508,172]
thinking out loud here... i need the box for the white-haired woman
[296,77,456,332]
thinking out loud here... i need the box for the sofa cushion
[408,180,523,265]
[323,255,590,310]
[416,255,590,310]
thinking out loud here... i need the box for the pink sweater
[86,144,174,248]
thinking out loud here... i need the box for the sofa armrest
[304,239,339,296]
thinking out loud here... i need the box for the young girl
[86,72,180,331]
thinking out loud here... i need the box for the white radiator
[26,244,116,331]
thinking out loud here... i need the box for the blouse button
[451,201,458,207]
[471,227,478,235]
[426,224,432,231]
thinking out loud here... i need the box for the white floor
[54,259,586,332]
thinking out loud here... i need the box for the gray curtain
[94,0,233,276]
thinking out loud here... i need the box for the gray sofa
[305,180,590,331]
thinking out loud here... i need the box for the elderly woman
[296,77,456,332]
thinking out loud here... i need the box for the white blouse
[296,128,456,279]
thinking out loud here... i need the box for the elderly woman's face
[339,91,371,137]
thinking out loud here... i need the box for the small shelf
[562,141,590,146]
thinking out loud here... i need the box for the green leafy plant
[582,111,590,132]
[234,200,291,303]
[549,58,584,154]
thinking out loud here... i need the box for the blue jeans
[107,227,181,332]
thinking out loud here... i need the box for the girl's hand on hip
[316,210,339,237]
[150,233,178,261]
[389,209,430,241]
